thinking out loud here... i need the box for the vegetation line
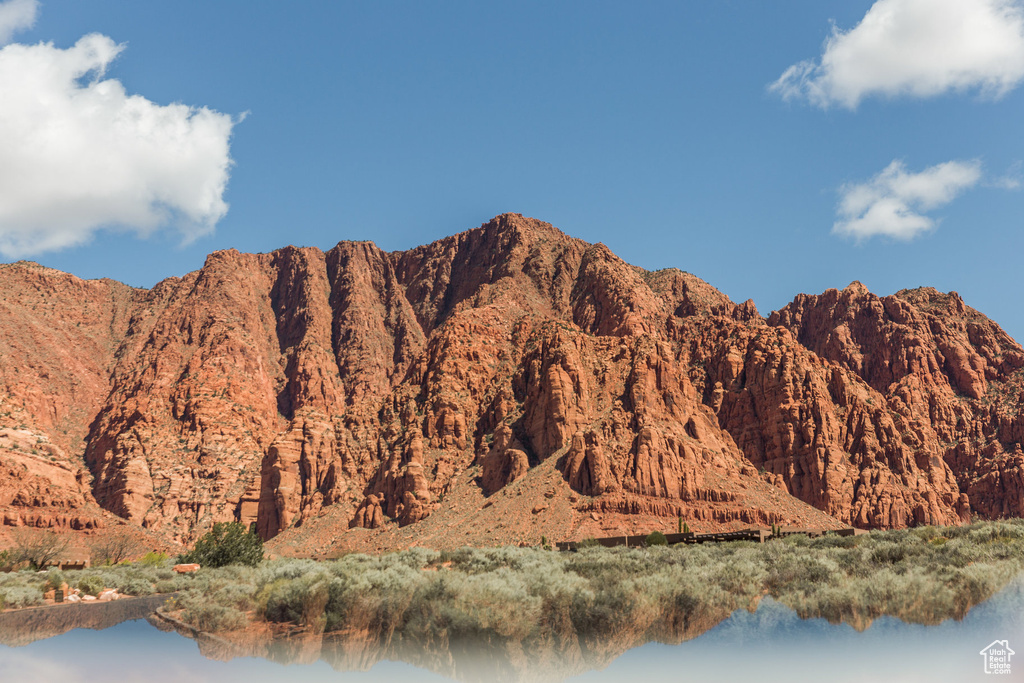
[2,520,1023,645]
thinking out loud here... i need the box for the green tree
[180,522,264,568]
[645,531,668,546]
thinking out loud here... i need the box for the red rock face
[0,215,1021,552]
[768,283,1024,522]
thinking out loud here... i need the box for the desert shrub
[155,578,188,593]
[0,549,12,572]
[77,574,106,596]
[326,563,428,638]
[208,582,257,612]
[74,569,121,593]
[452,571,542,639]
[74,566,159,594]
[0,585,44,608]
[118,577,155,596]
[137,552,169,567]
[134,521,1024,644]
[577,537,601,548]
[765,547,837,593]
[436,547,481,571]
[44,569,66,591]
[967,522,1024,544]
[714,552,766,594]
[258,564,334,628]
[258,558,320,584]
[808,534,859,549]
[940,524,973,539]
[645,531,668,546]
[261,579,307,623]
[380,546,438,570]
[182,602,247,632]
[180,522,263,568]
[870,541,907,565]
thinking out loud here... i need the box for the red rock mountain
[0,215,1021,553]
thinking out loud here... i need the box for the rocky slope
[0,214,1021,552]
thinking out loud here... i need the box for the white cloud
[0,0,36,44]
[770,0,1024,109]
[992,161,1023,190]
[833,160,982,240]
[0,32,238,257]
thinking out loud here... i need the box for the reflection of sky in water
[0,623,449,683]
[2,576,1022,683]
[579,575,1024,683]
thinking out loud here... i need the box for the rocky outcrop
[563,430,612,496]
[678,318,967,528]
[768,282,1024,522]
[1,214,1022,553]
[480,424,530,495]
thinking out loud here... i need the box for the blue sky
[1,1,1023,340]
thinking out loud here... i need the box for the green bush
[155,578,187,593]
[44,569,66,591]
[0,585,44,608]
[261,576,329,628]
[77,575,106,596]
[137,551,169,567]
[182,602,247,632]
[180,522,264,568]
[645,531,668,547]
[118,577,155,596]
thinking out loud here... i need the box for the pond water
[1,575,1022,683]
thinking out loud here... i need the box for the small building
[47,552,91,571]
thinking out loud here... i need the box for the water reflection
[0,594,173,646]
[1,575,1021,683]
[583,576,1024,682]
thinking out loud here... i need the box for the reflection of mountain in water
[2,577,1022,683]
[151,601,737,683]
[0,594,174,647]
[156,573,1024,683]
[597,574,1024,683]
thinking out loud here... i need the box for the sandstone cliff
[0,215,1020,552]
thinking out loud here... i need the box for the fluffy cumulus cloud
[771,0,1024,109]
[0,0,36,44]
[833,160,982,240]
[0,16,238,256]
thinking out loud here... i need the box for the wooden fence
[555,526,864,551]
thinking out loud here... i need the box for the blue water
[2,577,1022,683]
[0,620,449,683]
[577,579,1024,683]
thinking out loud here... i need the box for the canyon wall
[0,214,1020,550]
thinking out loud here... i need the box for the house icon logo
[980,640,1014,675]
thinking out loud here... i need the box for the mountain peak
[1,216,1021,554]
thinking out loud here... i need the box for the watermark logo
[980,640,1015,675]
